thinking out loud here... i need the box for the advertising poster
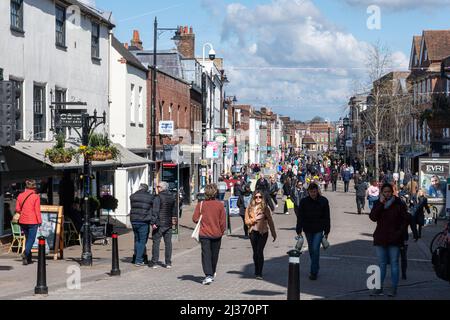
[419,158,450,198]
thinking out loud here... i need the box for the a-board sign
[31,206,64,260]
[228,196,240,216]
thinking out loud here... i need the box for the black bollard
[110,233,121,276]
[35,237,48,295]
[287,249,301,300]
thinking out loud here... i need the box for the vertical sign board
[418,158,450,194]
[228,196,240,216]
[31,206,64,260]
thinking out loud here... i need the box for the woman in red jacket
[193,184,226,285]
[16,180,42,265]
[369,183,410,297]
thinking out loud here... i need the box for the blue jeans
[218,193,225,201]
[375,246,400,289]
[132,223,150,264]
[20,224,39,257]
[368,196,379,210]
[305,232,324,276]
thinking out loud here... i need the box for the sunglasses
[255,195,263,199]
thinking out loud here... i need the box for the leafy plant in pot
[79,133,120,162]
[44,134,77,164]
[100,194,118,211]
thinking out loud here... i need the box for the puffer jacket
[129,190,157,224]
[16,189,42,225]
[153,191,177,228]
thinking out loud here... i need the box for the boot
[143,254,149,265]
[27,253,33,264]
[22,253,28,266]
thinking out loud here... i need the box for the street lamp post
[151,17,181,192]
[343,117,350,164]
[80,110,106,266]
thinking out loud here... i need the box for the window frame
[10,0,24,32]
[55,4,66,48]
[33,85,46,141]
[91,22,100,59]
[11,79,24,141]
[138,86,143,125]
[130,84,136,124]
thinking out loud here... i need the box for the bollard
[287,249,301,300]
[34,237,48,295]
[110,233,121,276]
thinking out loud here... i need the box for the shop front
[0,142,151,239]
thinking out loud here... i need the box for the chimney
[130,30,143,50]
[124,43,129,50]
[176,25,195,59]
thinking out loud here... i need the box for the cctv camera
[209,49,216,61]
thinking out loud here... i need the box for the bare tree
[363,42,393,177]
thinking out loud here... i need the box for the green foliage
[44,134,77,163]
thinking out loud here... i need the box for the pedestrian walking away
[355,178,368,214]
[217,178,228,201]
[150,182,177,269]
[16,179,42,266]
[130,183,157,266]
[245,191,277,280]
[192,184,226,285]
[369,183,410,297]
[367,180,380,211]
[295,183,331,280]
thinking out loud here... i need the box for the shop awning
[7,141,153,171]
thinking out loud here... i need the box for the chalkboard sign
[31,206,64,260]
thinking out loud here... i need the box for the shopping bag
[191,215,202,242]
[286,198,294,210]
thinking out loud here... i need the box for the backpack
[243,195,252,209]
[432,246,450,281]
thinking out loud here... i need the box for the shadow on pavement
[0,266,13,271]
[241,289,285,296]
[279,227,296,231]
[227,235,248,240]
[178,275,204,283]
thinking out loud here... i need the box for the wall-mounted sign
[55,109,87,128]
[206,141,219,159]
[159,121,174,136]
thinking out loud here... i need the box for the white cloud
[220,0,409,120]
[344,0,450,11]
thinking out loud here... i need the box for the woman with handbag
[245,190,277,280]
[14,179,42,265]
[192,184,226,285]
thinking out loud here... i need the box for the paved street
[2,182,449,300]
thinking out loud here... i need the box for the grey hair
[158,181,169,192]
[139,183,149,192]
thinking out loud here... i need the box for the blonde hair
[26,179,37,190]
[249,191,267,212]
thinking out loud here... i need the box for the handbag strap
[18,192,34,213]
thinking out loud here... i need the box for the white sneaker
[285,212,290,215]
[202,276,213,285]
[276,204,279,208]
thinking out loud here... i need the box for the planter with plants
[100,194,118,212]
[44,134,77,164]
[77,133,120,162]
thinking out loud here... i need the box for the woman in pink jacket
[16,179,42,265]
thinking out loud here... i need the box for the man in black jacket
[150,182,177,269]
[295,183,331,280]
[130,184,157,266]
[355,178,368,214]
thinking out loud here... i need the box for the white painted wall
[0,0,112,141]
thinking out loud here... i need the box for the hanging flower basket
[47,152,73,164]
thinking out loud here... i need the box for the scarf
[384,196,395,209]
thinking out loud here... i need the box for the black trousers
[356,196,366,214]
[332,181,337,192]
[344,181,350,193]
[200,237,222,277]
[151,226,173,265]
[249,231,269,277]
[271,195,278,205]
[240,215,249,236]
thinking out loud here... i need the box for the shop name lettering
[426,165,446,172]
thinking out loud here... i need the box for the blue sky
[95,0,450,121]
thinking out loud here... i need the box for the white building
[109,35,150,227]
